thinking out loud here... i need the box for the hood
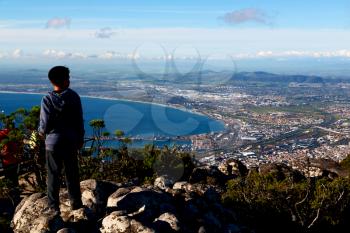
[48,89,68,112]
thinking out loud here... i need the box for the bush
[79,144,195,184]
[222,171,350,233]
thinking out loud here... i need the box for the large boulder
[11,193,64,233]
[107,187,173,221]
[11,191,96,233]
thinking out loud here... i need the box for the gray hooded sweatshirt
[39,88,85,151]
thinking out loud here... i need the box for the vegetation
[222,167,350,233]
[0,107,46,192]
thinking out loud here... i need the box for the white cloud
[99,51,116,59]
[256,51,274,57]
[43,49,68,58]
[43,49,87,59]
[46,17,71,29]
[220,8,271,25]
[12,48,23,58]
[95,27,114,39]
[98,51,126,59]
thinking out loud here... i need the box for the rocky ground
[10,158,346,233]
[11,180,244,233]
[10,162,251,233]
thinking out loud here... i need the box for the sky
[1,0,350,73]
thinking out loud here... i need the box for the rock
[11,192,96,233]
[182,201,200,220]
[309,158,349,178]
[100,213,131,233]
[112,210,128,216]
[30,214,64,233]
[211,203,237,223]
[100,211,155,233]
[218,163,231,176]
[230,159,248,177]
[11,193,65,233]
[11,178,246,233]
[203,187,220,203]
[155,212,180,231]
[106,187,133,207]
[189,167,209,183]
[159,203,177,214]
[258,163,305,182]
[223,224,241,233]
[154,176,174,190]
[60,207,94,223]
[12,193,46,230]
[219,159,248,177]
[127,205,146,217]
[107,187,172,217]
[198,226,207,233]
[203,211,222,231]
[189,166,228,186]
[130,219,155,233]
[173,181,192,192]
[80,179,119,215]
[57,228,76,233]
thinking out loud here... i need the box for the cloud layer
[231,50,350,59]
[220,8,270,25]
[1,28,350,61]
[2,48,350,61]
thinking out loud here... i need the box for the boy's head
[48,66,70,89]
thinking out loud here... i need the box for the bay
[0,92,225,147]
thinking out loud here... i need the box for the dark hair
[48,66,70,86]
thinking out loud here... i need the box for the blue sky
[1,0,350,71]
[1,0,350,28]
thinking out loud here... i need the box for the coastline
[0,90,204,115]
[81,94,208,117]
[0,90,224,127]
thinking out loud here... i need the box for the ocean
[0,92,225,147]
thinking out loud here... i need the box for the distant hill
[168,70,332,85]
[230,71,325,84]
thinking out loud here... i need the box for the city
[1,69,349,177]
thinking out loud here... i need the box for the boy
[39,66,84,214]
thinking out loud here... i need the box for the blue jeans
[46,148,82,210]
